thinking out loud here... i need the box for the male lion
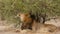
[17,12,57,32]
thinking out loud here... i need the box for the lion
[16,12,57,32]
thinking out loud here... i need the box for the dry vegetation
[0,0,60,34]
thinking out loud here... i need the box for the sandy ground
[0,26,20,34]
[0,18,60,34]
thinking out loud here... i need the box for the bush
[0,0,60,27]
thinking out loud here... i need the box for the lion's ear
[25,13,30,17]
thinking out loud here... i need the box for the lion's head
[16,12,33,30]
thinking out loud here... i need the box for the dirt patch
[0,19,60,34]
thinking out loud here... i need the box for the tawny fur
[17,13,57,32]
